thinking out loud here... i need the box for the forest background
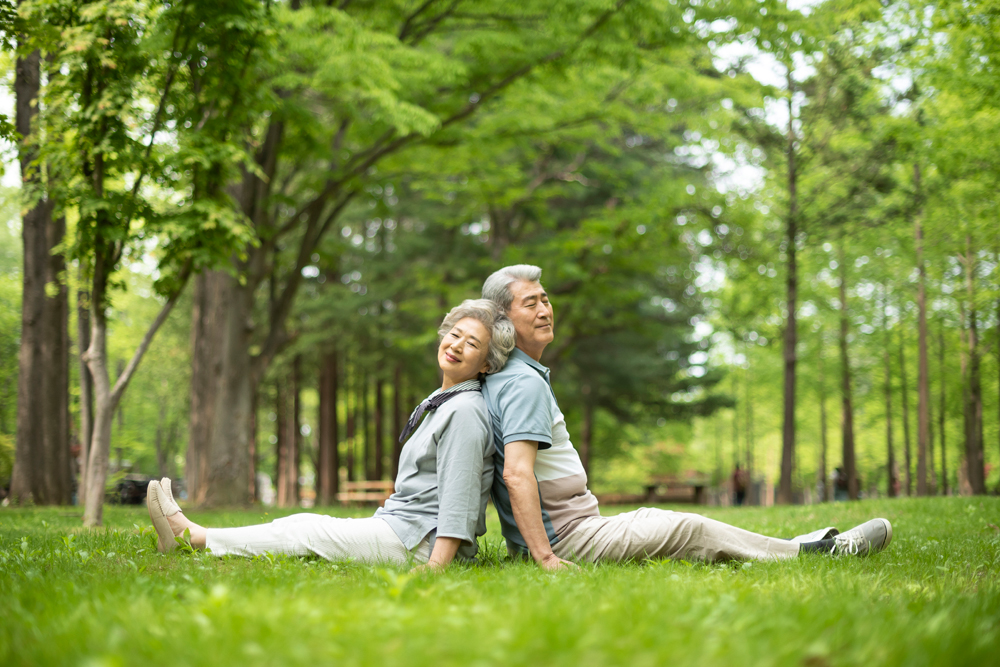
[0,0,998,524]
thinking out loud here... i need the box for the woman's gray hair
[438,298,516,374]
[481,264,543,312]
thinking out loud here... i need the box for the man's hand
[410,561,445,575]
[540,552,578,571]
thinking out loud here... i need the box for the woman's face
[438,317,492,389]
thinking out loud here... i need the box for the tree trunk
[731,371,739,468]
[249,387,257,504]
[362,370,373,480]
[375,373,385,480]
[77,284,93,503]
[580,398,593,475]
[883,285,896,498]
[914,165,930,495]
[392,363,403,479]
[318,350,339,504]
[963,235,986,494]
[291,357,301,505]
[778,66,798,505]
[818,337,829,502]
[187,270,254,507]
[899,332,913,496]
[839,238,858,500]
[10,45,72,505]
[346,365,355,482]
[939,320,948,495]
[959,299,968,494]
[275,373,289,506]
[745,361,755,481]
[82,283,113,525]
[275,362,300,508]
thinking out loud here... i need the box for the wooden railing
[336,480,394,505]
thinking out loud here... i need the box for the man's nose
[538,302,551,319]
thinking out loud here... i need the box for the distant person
[731,464,748,506]
[833,467,849,501]
[481,264,893,567]
[147,299,515,570]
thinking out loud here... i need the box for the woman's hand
[411,536,462,573]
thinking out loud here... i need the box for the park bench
[336,480,394,506]
[644,475,707,505]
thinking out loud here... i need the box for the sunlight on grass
[2,497,998,666]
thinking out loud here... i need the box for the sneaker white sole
[874,518,892,553]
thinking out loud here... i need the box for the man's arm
[503,440,576,571]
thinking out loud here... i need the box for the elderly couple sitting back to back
[148,265,893,570]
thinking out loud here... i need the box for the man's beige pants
[553,508,801,563]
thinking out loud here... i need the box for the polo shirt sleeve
[434,397,490,545]
[494,371,553,450]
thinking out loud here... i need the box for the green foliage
[6,0,999,499]
[1,498,999,665]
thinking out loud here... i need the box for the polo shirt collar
[510,347,549,378]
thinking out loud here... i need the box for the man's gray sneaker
[831,518,892,556]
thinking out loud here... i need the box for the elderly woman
[147,299,515,569]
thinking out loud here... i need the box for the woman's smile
[437,317,491,389]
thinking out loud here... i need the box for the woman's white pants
[205,513,430,565]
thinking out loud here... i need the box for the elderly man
[481,264,892,570]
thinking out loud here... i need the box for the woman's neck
[441,375,477,392]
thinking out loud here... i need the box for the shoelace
[832,532,861,556]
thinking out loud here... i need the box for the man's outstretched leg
[553,509,892,564]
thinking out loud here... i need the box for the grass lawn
[2,496,998,666]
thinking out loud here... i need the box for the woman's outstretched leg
[147,481,423,565]
[205,513,417,564]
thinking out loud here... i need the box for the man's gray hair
[438,298,516,374]
[481,264,543,312]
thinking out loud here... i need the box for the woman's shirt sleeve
[433,399,491,545]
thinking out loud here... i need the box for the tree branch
[109,259,193,409]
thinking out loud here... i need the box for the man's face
[507,280,554,359]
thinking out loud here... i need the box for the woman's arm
[424,536,462,569]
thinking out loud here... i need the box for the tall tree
[961,235,985,493]
[913,163,931,495]
[317,349,339,505]
[838,236,859,500]
[899,328,913,496]
[10,9,71,505]
[778,63,799,505]
[883,283,897,498]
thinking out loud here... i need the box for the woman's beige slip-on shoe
[159,477,183,516]
[146,481,178,553]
